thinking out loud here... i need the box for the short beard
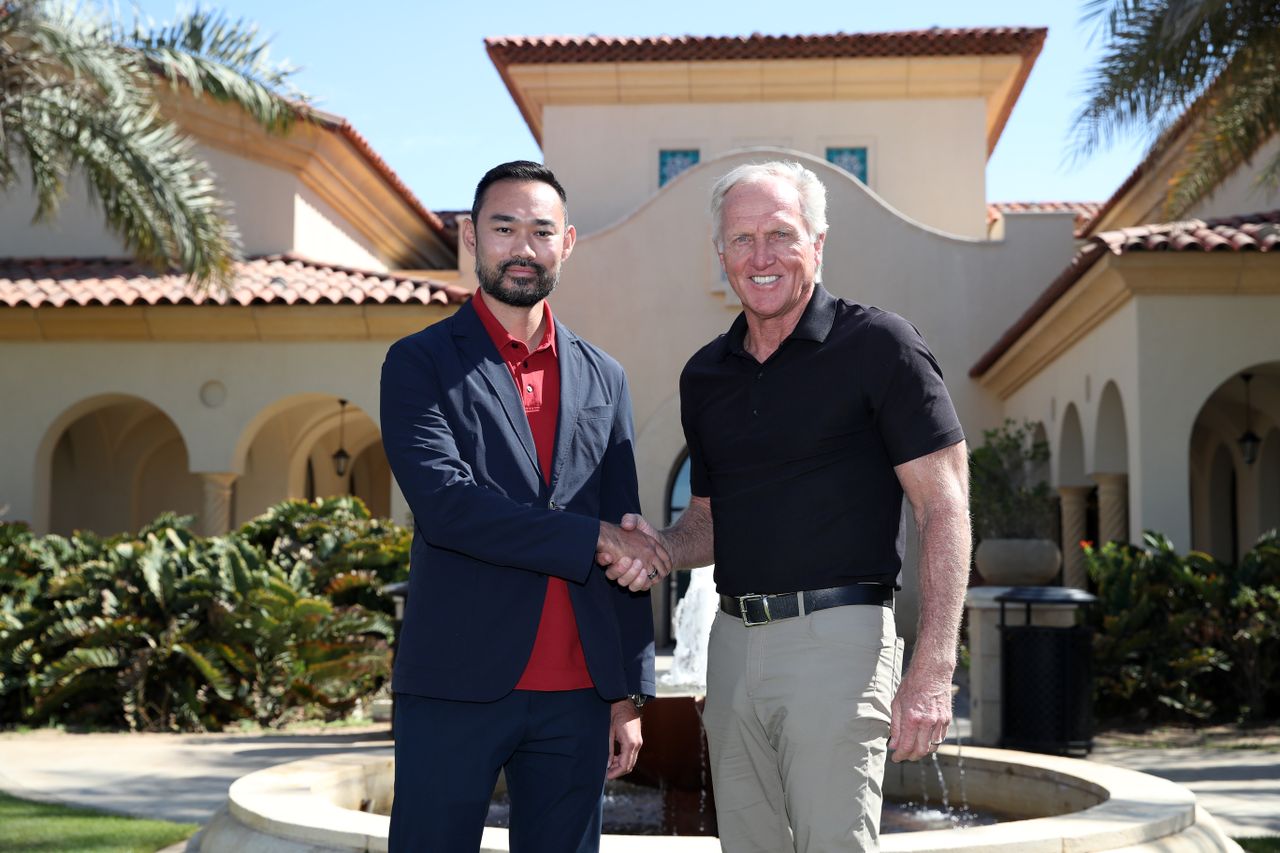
[476,258,558,308]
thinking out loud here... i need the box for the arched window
[660,451,695,647]
[667,453,692,525]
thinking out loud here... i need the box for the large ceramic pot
[974,538,1062,586]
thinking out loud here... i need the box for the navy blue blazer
[380,300,656,703]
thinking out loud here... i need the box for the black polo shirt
[679,284,964,596]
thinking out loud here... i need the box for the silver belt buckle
[738,593,771,626]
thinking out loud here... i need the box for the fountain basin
[198,745,1241,852]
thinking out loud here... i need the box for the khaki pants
[703,603,903,853]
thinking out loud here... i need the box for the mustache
[500,259,548,277]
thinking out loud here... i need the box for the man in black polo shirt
[600,161,971,852]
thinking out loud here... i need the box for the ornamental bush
[1084,531,1280,724]
[969,419,1056,540]
[0,498,408,731]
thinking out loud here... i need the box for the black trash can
[996,586,1097,755]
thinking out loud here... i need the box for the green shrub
[969,419,1056,540]
[1084,532,1280,724]
[1211,531,1280,720]
[0,499,407,731]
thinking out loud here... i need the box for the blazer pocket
[569,407,613,465]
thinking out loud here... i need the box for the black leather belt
[720,584,894,626]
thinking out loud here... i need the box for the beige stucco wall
[0,143,395,268]
[200,146,298,256]
[1133,294,1280,549]
[995,281,1280,552]
[0,337,418,533]
[294,185,389,271]
[0,172,126,257]
[1189,134,1280,221]
[546,148,1075,514]
[542,99,990,239]
[996,297,1142,524]
[525,148,1078,639]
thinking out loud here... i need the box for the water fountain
[198,573,1242,851]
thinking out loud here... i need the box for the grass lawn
[0,792,197,853]
[1237,839,1280,853]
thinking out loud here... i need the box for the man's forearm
[660,496,715,569]
[911,498,971,670]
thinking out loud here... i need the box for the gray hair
[709,161,829,250]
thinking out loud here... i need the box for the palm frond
[10,2,144,106]
[1168,52,1280,214]
[1072,0,1280,213]
[124,6,306,132]
[10,84,239,285]
[175,641,234,700]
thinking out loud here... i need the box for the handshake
[596,514,671,592]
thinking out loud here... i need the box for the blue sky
[132,1,1151,212]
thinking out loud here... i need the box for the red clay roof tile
[485,28,1047,64]
[0,255,469,310]
[987,201,1103,235]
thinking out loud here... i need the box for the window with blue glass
[826,147,869,183]
[659,149,700,187]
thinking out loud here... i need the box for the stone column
[199,473,238,537]
[1058,485,1093,588]
[1091,472,1130,544]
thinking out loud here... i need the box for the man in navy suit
[380,161,667,852]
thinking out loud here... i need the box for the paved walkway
[2,721,1277,843]
[0,726,393,826]
[1089,729,1280,840]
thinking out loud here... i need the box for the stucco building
[2,28,1277,642]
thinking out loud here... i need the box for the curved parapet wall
[200,746,1242,853]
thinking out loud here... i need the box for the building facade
[2,28,1278,643]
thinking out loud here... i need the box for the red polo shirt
[473,291,593,691]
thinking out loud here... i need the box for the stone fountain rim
[208,744,1234,853]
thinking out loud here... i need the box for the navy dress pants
[389,689,611,853]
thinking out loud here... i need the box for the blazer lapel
[452,304,541,478]
[551,320,584,488]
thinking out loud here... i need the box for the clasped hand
[596,514,670,591]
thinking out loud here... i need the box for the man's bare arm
[888,440,971,763]
[658,495,715,569]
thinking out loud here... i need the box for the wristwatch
[628,693,649,712]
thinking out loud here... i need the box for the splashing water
[660,565,717,690]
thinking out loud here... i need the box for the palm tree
[1073,0,1280,216]
[0,2,306,287]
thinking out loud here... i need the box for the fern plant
[0,500,403,731]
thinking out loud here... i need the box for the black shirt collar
[721,283,839,359]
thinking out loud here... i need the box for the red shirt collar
[473,290,557,357]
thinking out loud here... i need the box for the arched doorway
[659,450,694,648]
[1259,428,1280,537]
[1190,365,1280,561]
[1058,404,1087,487]
[236,395,389,526]
[47,396,201,536]
[1207,444,1238,563]
[1092,382,1130,545]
